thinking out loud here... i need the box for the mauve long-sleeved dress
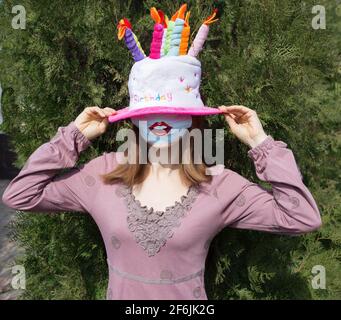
[2,121,322,300]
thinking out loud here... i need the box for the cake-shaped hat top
[117,4,218,60]
[108,4,221,123]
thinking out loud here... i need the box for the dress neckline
[129,184,196,215]
[115,183,201,256]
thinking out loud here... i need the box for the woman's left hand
[218,105,268,149]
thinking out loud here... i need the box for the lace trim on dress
[116,183,200,257]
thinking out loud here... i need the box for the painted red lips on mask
[148,121,173,136]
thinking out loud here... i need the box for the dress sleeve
[2,121,104,213]
[218,135,322,235]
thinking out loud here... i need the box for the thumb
[99,117,109,133]
[225,114,237,131]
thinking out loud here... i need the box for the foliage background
[0,0,340,299]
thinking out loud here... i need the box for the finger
[85,107,101,118]
[218,105,234,113]
[226,105,252,112]
[229,112,251,126]
[95,106,107,117]
[231,109,256,122]
[231,112,250,121]
[88,106,106,118]
[225,115,238,132]
[219,105,246,116]
[224,105,254,114]
[86,106,102,114]
[226,109,248,118]
[99,117,109,132]
[227,113,237,120]
[103,107,117,115]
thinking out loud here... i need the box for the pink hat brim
[108,106,223,123]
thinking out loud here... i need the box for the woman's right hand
[74,106,117,141]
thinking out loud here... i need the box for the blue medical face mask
[131,114,192,147]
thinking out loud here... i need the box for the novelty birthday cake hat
[108,4,223,123]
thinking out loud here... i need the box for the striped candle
[132,33,146,57]
[117,18,145,62]
[179,11,190,55]
[188,9,218,57]
[187,24,209,57]
[167,4,187,56]
[163,20,174,55]
[149,23,164,59]
[150,7,166,59]
[160,28,168,57]
[167,18,185,56]
[124,28,146,61]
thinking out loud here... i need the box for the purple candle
[117,18,146,62]
[124,28,145,62]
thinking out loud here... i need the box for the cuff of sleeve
[247,135,288,173]
[247,135,275,161]
[68,121,92,153]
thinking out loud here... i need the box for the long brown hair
[99,116,214,188]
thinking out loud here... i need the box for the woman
[2,104,322,300]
